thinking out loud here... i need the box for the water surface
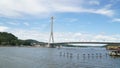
[0,47,120,68]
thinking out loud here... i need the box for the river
[0,47,120,68]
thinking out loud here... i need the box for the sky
[0,0,120,43]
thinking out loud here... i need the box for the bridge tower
[47,16,54,47]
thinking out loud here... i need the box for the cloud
[112,18,120,22]
[9,29,49,42]
[0,0,115,18]
[8,29,120,43]
[7,22,20,25]
[93,8,114,17]
[94,34,117,41]
[0,0,50,18]
[88,0,100,5]
[81,4,114,17]
[6,21,30,26]
[0,26,9,31]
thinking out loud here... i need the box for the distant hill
[23,39,44,45]
[25,39,40,43]
[0,32,18,46]
[0,32,44,46]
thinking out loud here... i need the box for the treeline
[0,32,39,46]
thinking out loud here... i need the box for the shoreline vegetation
[0,32,42,47]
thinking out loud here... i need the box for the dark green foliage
[0,32,18,46]
[0,32,40,46]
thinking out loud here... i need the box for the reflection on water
[0,47,120,68]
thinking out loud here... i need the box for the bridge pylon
[47,16,54,47]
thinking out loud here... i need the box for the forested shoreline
[0,32,40,46]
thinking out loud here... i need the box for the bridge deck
[51,42,120,45]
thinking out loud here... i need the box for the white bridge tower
[47,16,54,47]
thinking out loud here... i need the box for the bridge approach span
[51,42,120,45]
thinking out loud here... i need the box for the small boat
[109,50,120,56]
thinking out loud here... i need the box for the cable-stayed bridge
[47,17,120,47]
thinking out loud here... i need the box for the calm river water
[0,47,120,68]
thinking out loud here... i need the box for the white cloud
[8,29,120,43]
[94,35,117,41]
[89,0,100,5]
[6,21,30,26]
[112,18,120,22]
[7,22,20,25]
[94,9,114,17]
[0,0,115,18]
[81,6,115,17]
[0,26,9,31]
[9,29,49,42]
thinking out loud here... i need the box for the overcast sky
[0,0,120,42]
